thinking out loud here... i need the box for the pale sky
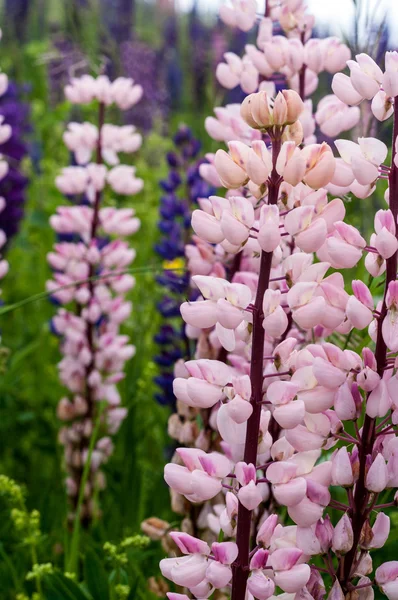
[175,0,398,45]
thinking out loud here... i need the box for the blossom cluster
[158,2,398,600]
[0,33,13,292]
[154,125,216,409]
[47,74,143,522]
[0,81,30,241]
[211,0,359,152]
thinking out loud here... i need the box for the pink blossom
[219,0,257,32]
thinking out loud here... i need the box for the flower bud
[334,382,357,421]
[366,380,391,418]
[332,514,353,554]
[366,453,388,492]
[256,513,278,547]
[241,91,272,129]
[316,515,334,553]
[246,140,272,185]
[282,90,305,124]
[328,580,345,600]
[282,120,304,145]
[332,447,354,486]
[273,92,288,125]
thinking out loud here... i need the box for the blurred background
[0,0,396,136]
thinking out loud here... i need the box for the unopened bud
[332,514,353,555]
[240,91,272,129]
[359,519,374,549]
[315,515,333,553]
[273,92,288,125]
[282,90,305,124]
[141,517,170,541]
[282,120,304,145]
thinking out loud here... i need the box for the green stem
[67,401,106,575]
[31,544,42,598]
[0,544,21,591]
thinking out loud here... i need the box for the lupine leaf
[84,549,109,600]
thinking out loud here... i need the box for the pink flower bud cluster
[213,2,358,145]
[63,122,142,166]
[48,75,143,522]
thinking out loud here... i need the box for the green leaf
[84,549,109,600]
[42,572,92,600]
[41,575,67,600]
[119,568,129,585]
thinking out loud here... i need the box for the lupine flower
[0,81,30,241]
[48,74,143,523]
[0,33,15,295]
[156,4,398,600]
[153,126,216,408]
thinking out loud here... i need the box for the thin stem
[376,413,392,431]
[31,545,43,598]
[326,552,336,577]
[349,581,374,591]
[312,565,331,574]
[71,101,105,523]
[329,499,349,511]
[270,276,287,282]
[333,433,359,445]
[376,425,398,436]
[256,462,272,470]
[263,370,290,379]
[231,135,282,600]
[67,401,106,575]
[298,33,307,100]
[348,487,354,510]
[374,502,395,509]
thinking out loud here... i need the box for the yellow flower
[163,258,185,275]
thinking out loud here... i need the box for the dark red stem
[341,97,398,589]
[231,136,282,600]
[298,32,307,101]
[72,102,105,523]
[86,101,105,412]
